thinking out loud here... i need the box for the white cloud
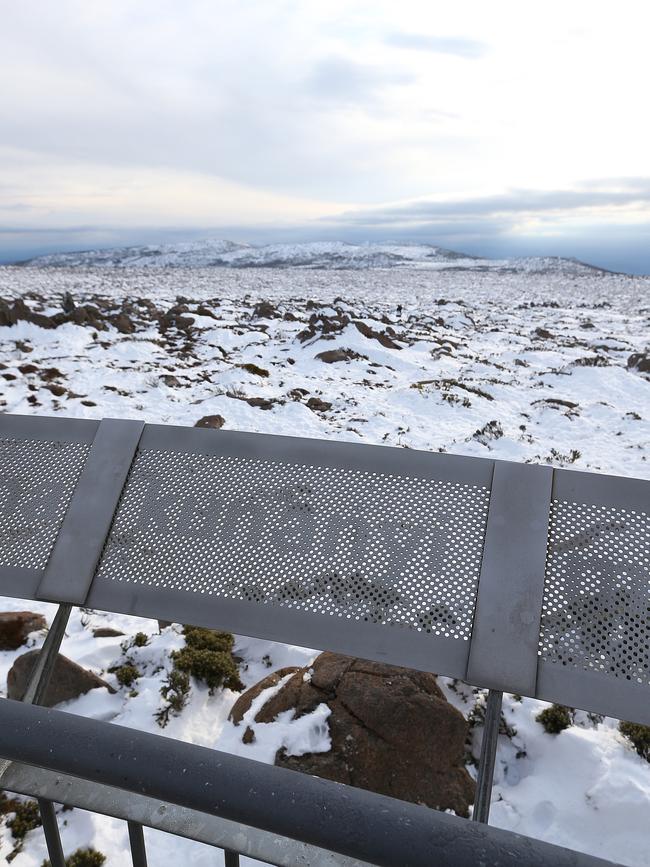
[0,0,649,258]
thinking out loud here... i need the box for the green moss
[182,626,235,654]
[172,647,243,693]
[619,721,650,760]
[132,632,149,647]
[42,847,107,867]
[112,663,141,687]
[536,704,573,734]
[7,798,41,841]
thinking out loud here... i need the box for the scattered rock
[0,611,46,650]
[240,363,270,378]
[195,414,226,429]
[7,651,116,706]
[92,627,125,638]
[628,352,650,373]
[160,374,182,387]
[111,312,136,334]
[533,327,554,339]
[532,398,579,409]
[235,652,475,816]
[316,348,366,364]
[253,301,280,319]
[353,321,402,350]
[307,397,332,412]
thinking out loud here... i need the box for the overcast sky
[1,0,649,272]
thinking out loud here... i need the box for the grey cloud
[385,33,487,59]
[331,181,650,226]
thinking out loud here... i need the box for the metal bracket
[36,418,144,604]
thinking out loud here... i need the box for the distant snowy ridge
[20,239,611,274]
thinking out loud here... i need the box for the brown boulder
[195,415,225,429]
[0,612,46,650]
[236,652,475,816]
[316,348,367,364]
[7,651,116,706]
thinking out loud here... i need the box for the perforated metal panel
[539,499,650,685]
[0,437,90,569]
[95,449,491,640]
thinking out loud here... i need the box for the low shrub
[112,663,141,687]
[536,704,573,734]
[182,626,234,654]
[7,798,41,841]
[619,721,650,760]
[171,646,243,693]
[156,669,191,727]
[43,847,107,867]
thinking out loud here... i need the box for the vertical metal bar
[0,604,73,865]
[472,689,503,824]
[23,603,73,706]
[128,820,148,867]
[224,850,240,867]
[38,798,66,867]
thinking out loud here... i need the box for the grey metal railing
[0,412,648,866]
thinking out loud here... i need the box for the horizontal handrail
[0,698,622,867]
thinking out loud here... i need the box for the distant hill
[20,239,611,274]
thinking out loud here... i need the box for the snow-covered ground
[20,238,609,274]
[0,265,649,866]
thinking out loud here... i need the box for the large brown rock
[0,612,46,650]
[7,651,116,706]
[232,652,475,816]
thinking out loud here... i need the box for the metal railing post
[472,688,502,824]
[0,603,72,867]
[224,849,240,867]
[128,820,148,867]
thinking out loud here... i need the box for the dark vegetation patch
[619,721,650,761]
[536,704,573,734]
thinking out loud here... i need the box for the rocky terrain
[0,264,649,867]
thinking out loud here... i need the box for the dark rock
[18,364,39,375]
[533,327,554,339]
[196,304,219,320]
[195,415,225,430]
[7,650,116,706]
[46,383,67,397]
[353,321,402,350]
[0,611,46,650]
[242,726,255,744]
[289,388,310,400]
[316,348,366,364]
[628,352,650,373]
[240,363,269,378]
[62,292,76,314]
[111,312,136,334]
[230,667,301,725]
[160,374,182,388]
[92,627,125,638]
[246,396,276,410]
[253,301,280,319]
[307,397,332,412]
[237,652,475,817]
[532,398,579,409]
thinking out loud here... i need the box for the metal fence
[1,412,647,866]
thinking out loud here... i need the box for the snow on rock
[0,264,649,866]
